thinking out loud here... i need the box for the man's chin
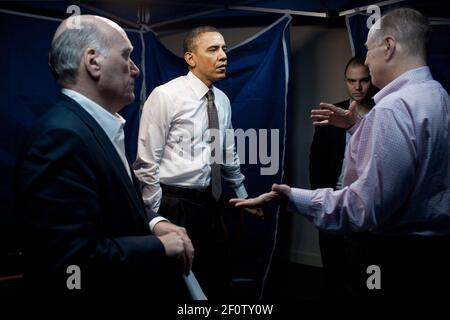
[124,94,135,106]
[214,73,226,81]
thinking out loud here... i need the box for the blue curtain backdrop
[346,13,450,93]
[0,11,292,295]
[0,13,60,237]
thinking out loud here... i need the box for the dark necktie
[206,89,222,201]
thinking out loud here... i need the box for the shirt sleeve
[221,97,248,199]
[133,88,172,213]
[288,105,416,233]
[148,216,169,233]
[348,113,363,135]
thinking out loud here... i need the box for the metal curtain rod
[149,3,327,29]
[69,0,140,28]
[338,0,407,16]
[228,6,328,18]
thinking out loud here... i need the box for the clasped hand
[153,221,194,275]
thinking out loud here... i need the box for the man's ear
[384,36,396,61]
[184,51,196,68]
[83,47,101,79]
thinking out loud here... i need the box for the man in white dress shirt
[133,26,248,299]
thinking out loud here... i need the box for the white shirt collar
[61,88,126,142]
[374,66,431,104]
[186,71,213,100]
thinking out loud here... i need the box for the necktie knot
[206,89,214,104]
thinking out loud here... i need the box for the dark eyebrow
[346,76,371,82]
[207,44,227,50]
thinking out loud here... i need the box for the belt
[160,183,212,200]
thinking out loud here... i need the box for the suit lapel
[60,96,148,224]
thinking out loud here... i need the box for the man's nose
[130,59,140,77]
[356,81,362,90]
[219,48,227,61]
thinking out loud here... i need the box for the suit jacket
[15,95,171,295]
[309,100,350,190]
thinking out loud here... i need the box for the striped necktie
[206,89,222,201]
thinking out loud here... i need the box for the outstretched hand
[229,184,291,209]
[310,101,359,129]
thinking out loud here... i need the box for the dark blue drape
[427,24,450,93]
[346,13,369,58]
[0,13,60,232]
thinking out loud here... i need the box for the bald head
[49,15,126,85]
[53,15,125,41]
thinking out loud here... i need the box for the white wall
[157,24,352,267]
[288,25,352,267]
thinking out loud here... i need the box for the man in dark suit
[309,57,375,297]
[14,15,193,297]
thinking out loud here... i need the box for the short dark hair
[344,56,367,76]
[183,26,220,53]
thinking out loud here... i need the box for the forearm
[222,129,248,198]
[134,163,163,212]
[222,163,248,198]
[133,129,164,213]
[287,186,374,233]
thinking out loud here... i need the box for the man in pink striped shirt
[231,8,450,298]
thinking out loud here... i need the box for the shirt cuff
[287,188,315,216]
[149,216,169,233]
[234,185,249,199]
[348,113,363,135]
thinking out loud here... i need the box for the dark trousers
[320,230,450,299]
[318,230,349,297]
[344,232,450,298]
[158,184,230,301]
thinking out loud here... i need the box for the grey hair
[48,23,110,84]
[183,26,220,53]
[371,8,431,59]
